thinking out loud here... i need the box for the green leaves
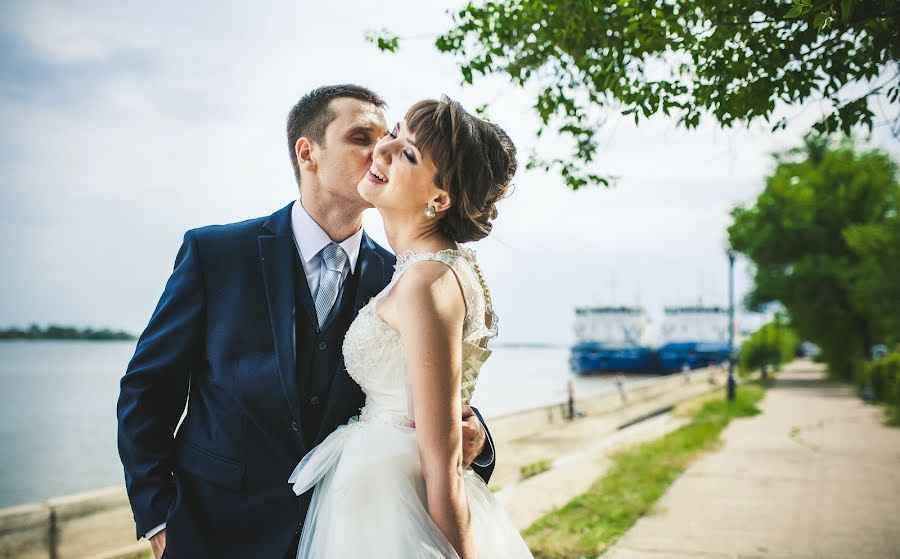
[364,29,400,53]
[728,137,900,379]
[841,0,855,22]
[367,1,898,190]
[813,96,876,135]
[784,0,813,18]
[813,12,832,32]
[785,0,860,30]
[738,316,799,375]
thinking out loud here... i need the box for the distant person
[615,373,628,402]
[117,86,500,559]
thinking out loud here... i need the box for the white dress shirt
[145,197,364,541]
[290,195,363,299]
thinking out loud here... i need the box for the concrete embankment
[0,486,145,559]
[493,367,728,528]
[0,367,727,559]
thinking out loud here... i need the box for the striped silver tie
[313,243,347,328]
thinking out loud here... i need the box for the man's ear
[295,137,317,172]
[432,190,452,213]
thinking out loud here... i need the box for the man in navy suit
[117,85,496,559]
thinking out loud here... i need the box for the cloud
[1,0,897,345]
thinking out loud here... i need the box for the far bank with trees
[0,324,136,341]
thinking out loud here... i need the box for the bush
[870,363,887,401]
[895,372,900,405]
[885,361,899,407]
[893,378,900,425]
[859,353,900,422]
[738,318,798,376]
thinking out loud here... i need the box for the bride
[287,96,532,558]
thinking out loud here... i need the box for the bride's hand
[461,406,486,468]
[411,406,486,468]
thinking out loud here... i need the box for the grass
[520,459,553,480]
[670,388,725,418]
[522,383,767,559]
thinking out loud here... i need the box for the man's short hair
[286,84,386,185]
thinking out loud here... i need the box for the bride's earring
[424,205,436,219]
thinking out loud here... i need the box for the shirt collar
[291,195,363,273]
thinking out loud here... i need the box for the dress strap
[392,246,498,346]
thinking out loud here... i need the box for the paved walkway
[602,360,900,559]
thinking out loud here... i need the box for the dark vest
[292,247,360,448]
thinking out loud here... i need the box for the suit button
[309,395,321,406]
[318,341,327,350]
[291,420,299,431]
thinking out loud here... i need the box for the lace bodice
[341,247,498,426]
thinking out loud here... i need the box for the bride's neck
[383,217,455,256]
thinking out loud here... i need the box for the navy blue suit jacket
[116,202,496,558]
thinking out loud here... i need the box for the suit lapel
[258,203,302,430]
[292,253,319,329]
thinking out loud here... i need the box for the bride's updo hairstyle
[405,96,516,243]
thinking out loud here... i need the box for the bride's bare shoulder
[392,260,465,320]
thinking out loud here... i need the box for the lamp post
[726,249,737,402]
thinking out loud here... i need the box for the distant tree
[0,324,135,341]
[843,213,900,346]
[370,0,899,189]
[738,314,798,378]
[728,135,899,380]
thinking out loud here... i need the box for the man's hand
[461,405,486,468]
[150,529,166,559]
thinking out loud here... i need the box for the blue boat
[569,306,656,374]
[658,306,732,373]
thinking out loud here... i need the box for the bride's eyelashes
[380,123,416,164]
[382,123,399,140]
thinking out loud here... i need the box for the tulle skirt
[288,417,533,558]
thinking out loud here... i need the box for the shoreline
[0,366,727,559]
[0,338,137,343]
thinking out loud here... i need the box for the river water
[0,341,637,508]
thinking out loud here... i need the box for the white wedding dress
[288,247,533,558]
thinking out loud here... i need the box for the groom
[117,84,496,559]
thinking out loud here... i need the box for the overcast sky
[1,1,897,345]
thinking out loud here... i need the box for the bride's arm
[395,261,474,559]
